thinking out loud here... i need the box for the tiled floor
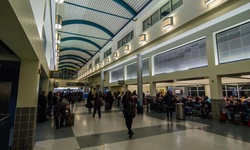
[34,101,250,150]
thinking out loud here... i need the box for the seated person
[201,101,211,118]
[226,101,236,122]
[235,99,248,124]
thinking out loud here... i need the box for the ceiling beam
[61,37,102,49]
[59,55,88,62]
[60,47,95,57]
[59,57,85,65]
[59,31,110,41]
[62,20,114,37]
[113,0,137,16]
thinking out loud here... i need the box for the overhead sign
[118,80,124,85]
[66,82,85,86]
[51,71,62,78]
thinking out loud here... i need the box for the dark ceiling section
[57,0,152,71]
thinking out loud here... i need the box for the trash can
[175,103,185,120]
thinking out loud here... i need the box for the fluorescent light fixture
[95,64,99,70]
[205,0,217,6]
[100,61,104,67]
[124,45,129,53]
[55,0,64,4]
[163,17,173,30]
[139,34,146,44]
[114,51,119,60]
[55,15,62,29]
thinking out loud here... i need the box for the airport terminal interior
[0,0,250,149]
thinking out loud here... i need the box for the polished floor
[34,101,250,150]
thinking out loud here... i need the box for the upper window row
[118,30,134,49]
[104,48,112,59]
[143,0,183,31]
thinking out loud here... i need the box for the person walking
[164,91,175,121]
[92,92,103,118]
[123,90,136,138]
[86,91,94,114]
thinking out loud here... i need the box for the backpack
[126,100,136,118]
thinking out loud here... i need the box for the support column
[137,54,143,107]
[12,60,40,150]
[209,75,223,117]
[100,71,104,93]
[205,85,211,98]
[149,81,156,102]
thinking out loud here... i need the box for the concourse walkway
[34,101,249,150]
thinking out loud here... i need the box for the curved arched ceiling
[56,0,153,73]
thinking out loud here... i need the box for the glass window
[171,0,183,11]
[154,39,207,75]
[216,22,250,64]
[95,57,100,65]
[143,17,151,31]
[89,63,92,69]
[104,48,112,58]
[126,63,137,80]
[122,37,127,46]
[142,58,149,77]
[110,68,124,83]
[126,33,131,43]
[131,31,134,40]
[160,2,171,19]
[118,40,123,49]
[151,10,160,25]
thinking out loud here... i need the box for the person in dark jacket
[164,91,175,121]
[235,99,248,123]
[106,91,114,111]
[47,91,53,116]
[38,91,47,123]
[123,90,136,138]
[92,92,102,118]
[86,91,93,114]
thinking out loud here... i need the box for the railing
[0,114,11,150]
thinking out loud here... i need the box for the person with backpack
[123,90,136,138]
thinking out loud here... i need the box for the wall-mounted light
[55,0,64,4]
[92,67,95,72]
[55,32,61,43]
[57,52,60,57]
[95,64,99,70]
[124,45,129,53]
[204,0,218,6]
[55,44,60,52]
[113,51,119,60]
[55,15,62,29]
[139,34,146,44]
[163,17,173,30]
[106,57,110,64]
[100,61,104,67]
